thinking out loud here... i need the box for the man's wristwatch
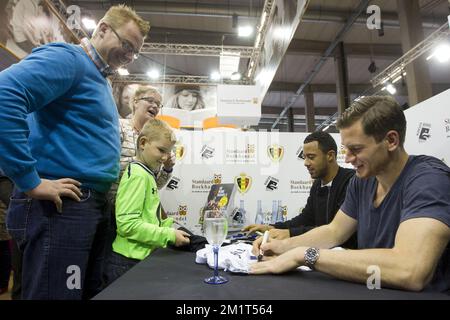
[304,247,320,270]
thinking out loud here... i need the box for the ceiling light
[82,17,96,30]
[238,26,253,37]
[427,43,450,63]
[385,83,397,95]
[146,69,160,79]
[210,71,221,81]
[117,68,129,76]
[433,44,450,63]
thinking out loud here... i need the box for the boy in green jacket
[105,119,190,284]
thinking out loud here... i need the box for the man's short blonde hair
[100,4,150,37]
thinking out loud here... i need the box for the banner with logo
[216,84,261,126]
[254,0,309,101]
[160,88,450,234]
[404,89,450,165]
[160,131,349,234]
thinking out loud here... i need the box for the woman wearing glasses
[110,85,174,198]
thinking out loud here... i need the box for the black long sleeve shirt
[274,166,357,248]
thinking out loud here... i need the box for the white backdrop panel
[404,89,450,165]
[160,132,348,234]
[160,89,450,234]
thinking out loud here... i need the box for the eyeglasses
[109,25,140,60]
[137,97,162,108]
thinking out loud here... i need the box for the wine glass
[203,209,229,284]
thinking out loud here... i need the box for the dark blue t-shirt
[341,155,450,292]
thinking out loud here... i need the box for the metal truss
[111,74,252,85]
[48,2,255,58]
[315,112,339,131]
[140,43,254,58]
[371,22,450,88]
[48,1,260,85]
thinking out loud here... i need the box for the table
[94,249,450,300]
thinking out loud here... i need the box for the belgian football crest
[281,206,288,220]
[268,144,284,162]
[235,173,252,194]
[339,145,346,156]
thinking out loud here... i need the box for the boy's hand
[163,152,175,171]
[174,229,191,247]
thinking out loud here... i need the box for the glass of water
[203,209,229,284]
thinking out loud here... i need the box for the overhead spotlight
[385,83,397,95]
[146,69,160,80]
[82,17,96,30]
[230,72,241,81]
[433,44,450,63]
[238,26,253,37]
[368,61,377,74]
[117,68,129,76]
[210,71,221,81]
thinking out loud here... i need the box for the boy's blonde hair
[99,4,150,37]
[136,119,176,156]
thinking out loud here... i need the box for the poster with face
[112,82,140,118]
[163,84,217,111]
[0,0,73,59]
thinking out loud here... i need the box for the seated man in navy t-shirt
[251,96,450,292]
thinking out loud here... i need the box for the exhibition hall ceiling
[65,0,450,130]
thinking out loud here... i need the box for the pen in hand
[257,230,270,261]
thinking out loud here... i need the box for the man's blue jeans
[104,251,139,287]
[6,188,110,300]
